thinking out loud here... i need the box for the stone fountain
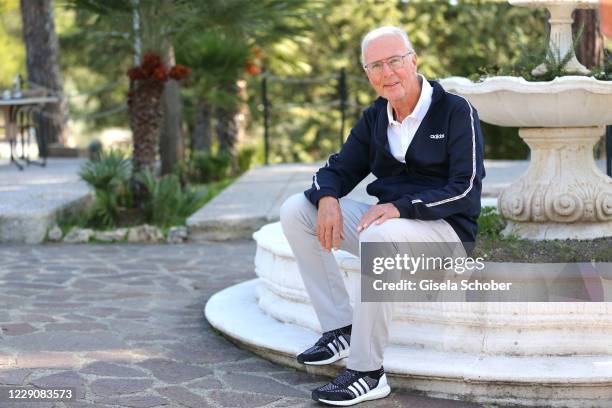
[441,0,612,240]
[205,1,612,407]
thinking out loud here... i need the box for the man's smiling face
[363,34,419,104]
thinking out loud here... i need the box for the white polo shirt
[386,75,433,163]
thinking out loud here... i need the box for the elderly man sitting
[280,26,485,406]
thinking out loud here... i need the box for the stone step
[206,279,612,407]
[0,158,92,243]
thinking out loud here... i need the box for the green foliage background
[1,0,563,161]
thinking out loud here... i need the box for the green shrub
[79,150,133,228]
[238,146,256,173]
[137,170,206,227]
[176,151,232,184]
[477,206,506,240]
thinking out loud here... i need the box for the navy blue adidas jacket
[304,80,486,244]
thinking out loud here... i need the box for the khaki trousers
[279,193,463,371]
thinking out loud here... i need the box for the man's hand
[357,203,400,232]
[316,196,344,252]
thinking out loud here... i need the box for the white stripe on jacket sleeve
[411,95,476,208]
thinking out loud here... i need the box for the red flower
[152,66,168,82]
[168,64,191,81]
[127,67,145,81]
[245,59,261,76]
[142,52,164,76]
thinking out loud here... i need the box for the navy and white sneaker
[297,326,351,365]
[311,367,390,406]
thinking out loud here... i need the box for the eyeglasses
[363,52,413,75]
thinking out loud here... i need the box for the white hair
[360,26,414,65]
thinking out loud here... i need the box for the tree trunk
[572,9,604,69]
[128,79,164,174]
[20,0,69,147]
[159,45,184,175]
[215,82,240,173]
[192,100,213,154]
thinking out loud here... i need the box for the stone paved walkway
[0,242,481,408]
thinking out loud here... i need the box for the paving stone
[4,282,62,290]
[114,311,150,319]
[156,386,211,408]
[221,373,307,398]
[71,279,107,291]
[163,341,249,364]
[90,378,153,397]
[45,323,108,332]
[64,401,114,408]
[138,359,212,384]
[83,308,119,317]
[15,351,81,369]
[5,331,126,352]
[29,371,86,399]
[1,401,55,408]
[220,359,282,373]
[35,274,74,285]
[31,302,90,310]
[61,313,97,323]
[0,368,31,385]
[268,398,312,408]
[184,376,224,390]
[207,390,281,408]
[96,395,170,408]
[123,333,176,342]
[80,362,148,378]
[269,371,322,385]
[19,314,57,323]
[1,323,37,336]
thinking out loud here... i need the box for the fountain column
[499,126,612,239]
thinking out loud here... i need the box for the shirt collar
[387,74,432,126]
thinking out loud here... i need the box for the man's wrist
[317,195,338,209]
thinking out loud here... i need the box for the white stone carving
[441,77,612,240]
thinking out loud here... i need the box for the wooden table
[0,96,59,169]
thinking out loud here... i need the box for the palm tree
[175,0,314,172]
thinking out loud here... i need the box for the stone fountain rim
[441,75,612,95]
[253,223,612,267]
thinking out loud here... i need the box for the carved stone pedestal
[499,126,612,240]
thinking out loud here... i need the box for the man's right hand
[316,196,344,252]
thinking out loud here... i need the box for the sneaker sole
[302,347,350,366]
[317,384,391,406]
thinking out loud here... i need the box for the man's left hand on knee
[357,203,400,232]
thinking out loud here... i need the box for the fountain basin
[440,76,612,128]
